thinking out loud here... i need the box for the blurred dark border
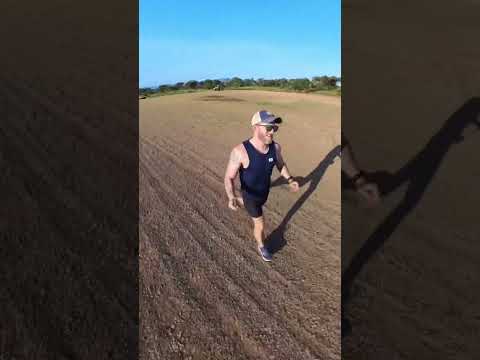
[342,0,480,358]
[0,1,138,358]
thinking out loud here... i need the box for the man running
[224,110,299,262]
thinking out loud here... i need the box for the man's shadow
[266,145,342,254]
[341,97,480,334]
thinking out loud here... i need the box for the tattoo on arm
[230,149,240,166]
[225,149,240,199]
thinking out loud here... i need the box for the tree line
[140,76,340,95]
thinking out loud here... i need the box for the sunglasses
[263,125,279,133]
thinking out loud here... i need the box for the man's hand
[288,180,300,192]
[355,178,380,207]
[228,196,244,210]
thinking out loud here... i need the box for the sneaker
[258,246,272,262]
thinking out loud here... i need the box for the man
[341,132,381,207]
[224,110,300,262]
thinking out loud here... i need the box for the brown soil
[140,90,341,359]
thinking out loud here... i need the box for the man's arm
[341,141,363,179]
[275,143,299,192]
[275,143,292,179]
[224,147,242,201]
[341,135,380,206]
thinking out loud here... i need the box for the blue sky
[140,0,340,87]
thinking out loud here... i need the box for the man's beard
[263,134,273,144]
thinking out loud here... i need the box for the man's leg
[242,193,272,261]
[252,216,265,248]
[252,215,272,261]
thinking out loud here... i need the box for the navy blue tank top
[239,139,277,200]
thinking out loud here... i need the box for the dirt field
[139,90,341,359]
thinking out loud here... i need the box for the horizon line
[140,74,341,88]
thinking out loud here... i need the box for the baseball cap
[251,110,282,126]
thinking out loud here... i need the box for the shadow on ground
[267,145,342,254]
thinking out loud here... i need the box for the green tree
[243,78,256,86]
[277,78,289,88]
[185,80,198,89]
[289,78,311,90]
[263,79,276,87]
[158,85,170,92]
[203,79,215,89]
[227,77,244,87]
[139,87,155,96]
[328,76,338,87]
[312,76,329,88]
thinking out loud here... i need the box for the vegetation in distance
[139,76,341,98]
